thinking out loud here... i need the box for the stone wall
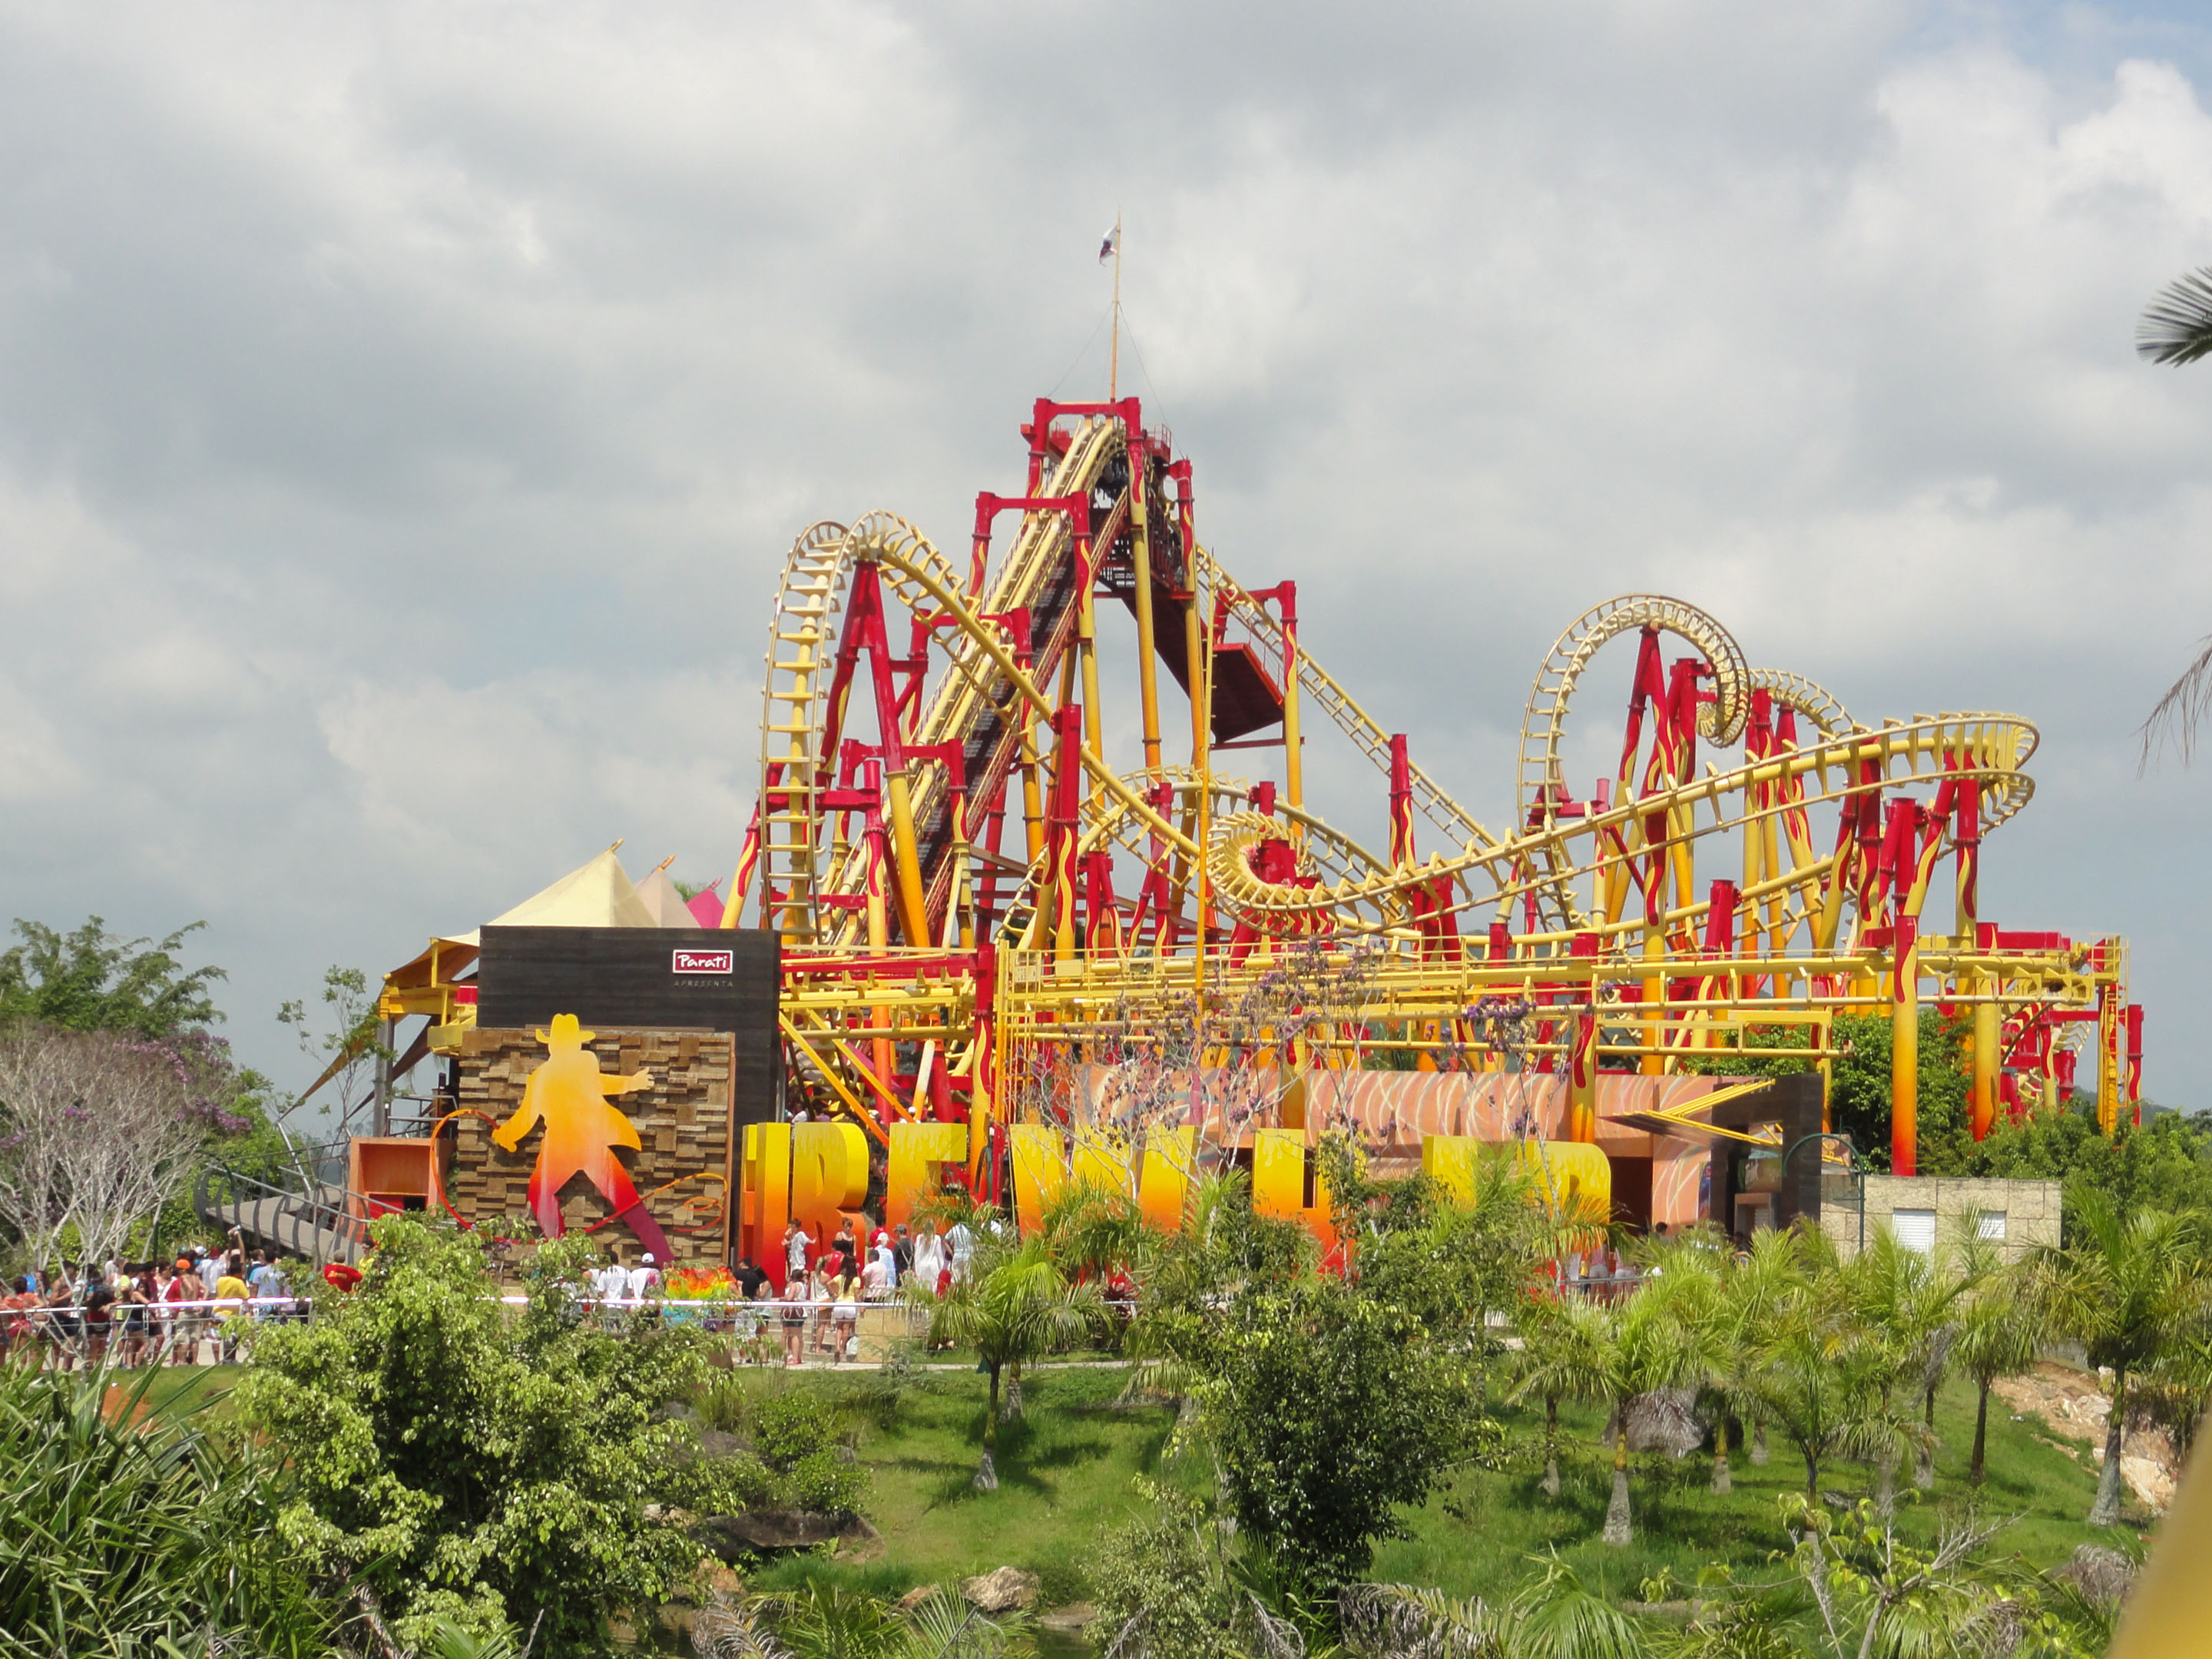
[1819,1174,2061,1263]
[445,1026,736,1267]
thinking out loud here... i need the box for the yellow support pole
[1020,711,1045,865]
[1184,588,1207,768]
[1128,450,1164,773]
[1194,584,1214,997]
[2098,981,2121,1136]
[1280,612,1304,810]
[863,822,896,1114]
[1892,922,1918,1175]
[1078,568,1106,777]
[1972,997,1998,1141]
[884,767,931,950]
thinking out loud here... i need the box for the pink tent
[685,880,725,928]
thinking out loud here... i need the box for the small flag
[1098,227,1118,264]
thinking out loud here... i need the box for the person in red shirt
[0,1277,37,1366]
[164,1257,204,1366]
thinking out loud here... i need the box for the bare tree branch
[0,1025,214,1274]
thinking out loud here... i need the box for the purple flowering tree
[0,1024,224,1273]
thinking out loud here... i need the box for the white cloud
[0,2,2207,1106]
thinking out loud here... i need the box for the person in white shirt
[946,1220,975,1284]
[628,1252,661,1302]
[912,1223,947,1294]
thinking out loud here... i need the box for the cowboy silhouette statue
[492,1012,672,1260]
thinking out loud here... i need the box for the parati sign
[671,949,736,975]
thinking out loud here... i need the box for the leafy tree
[1827,1011,1972,1174]
[1965,1104,2212,1240]
[918,1233,1104,1490]
[0,916,224,1038]
[1184,1270,1481,1593]
[2028,1193,2212,1526]
[1326,1134,1553,1354]
[1684,1011,1973,1173]
[1085,1479,1240,1659]
[747,1392,868,1515]
[240,1216,707,1655]
[279,964,393,1136]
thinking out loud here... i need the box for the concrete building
[1820,1174,2061,1263]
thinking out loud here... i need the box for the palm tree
[1512,1292,1584,1498]
[1742,1292,1896,1503]
[1951,1265,2043,1485]
[918,1235,1104,1490]
[2136,265,2212,764]
[692,1584,1026,1659]
[1694,1227,1803,1495]
[1509,1277,1709,1545]
[2029,1193,2211,1526]
[1846,1228,1969,1500]
[1035,1176,1146,1283]
[2137,265,2212,366]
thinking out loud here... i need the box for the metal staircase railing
[194,1157,369,1266]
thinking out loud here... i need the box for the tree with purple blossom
[0,1025,223,1274]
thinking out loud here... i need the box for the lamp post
[1780,1131,1870,1255]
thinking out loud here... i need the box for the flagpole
[1108,210,1122,399]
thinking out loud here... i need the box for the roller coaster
[709,396,2137,1184]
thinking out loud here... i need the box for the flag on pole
[1098,227,1119,264]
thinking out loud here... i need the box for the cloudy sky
[4,1,2211,1108]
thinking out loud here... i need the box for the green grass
[758,1363,2134,1626]
[119,1363,242,1421]
[1373,1376,2130,1605]
[745,1363,1179,1611]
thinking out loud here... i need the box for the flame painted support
[1568,930,1599,1143]
[1389,733,1414,869]
[1886,796,1921,1175]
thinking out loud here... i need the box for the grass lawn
[748,1361,2142,1641]
[1373,1376,2133,1605]
[103,1362,243,1422]
[743,1363,1180,1612]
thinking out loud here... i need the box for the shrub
[1086,1482,1235,1659]
[0,1364,333,1657]
[240,1216,706,1657]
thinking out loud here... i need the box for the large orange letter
[790,1121,869,1247]
[740,1122,792,1274]
[886,1121,969,1230]
[1008,1124,1066,1237]
[1139,1127,1194,1233]
[1252,1128,1335,1253]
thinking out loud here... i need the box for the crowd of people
[568,1214,985,1369]
[2,1212,994,1373]
[0,1237,305,1369]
